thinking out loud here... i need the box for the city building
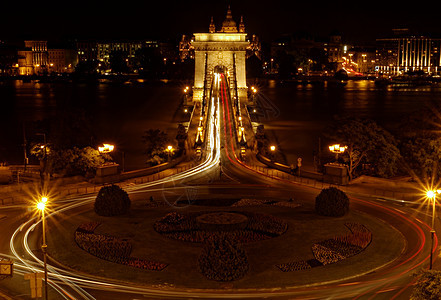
[17,41,78,75]
[0,41,19,75]
[76,41,98,63]
[96,41,143,66]
[376,29,441,74]
[48,49,77,73]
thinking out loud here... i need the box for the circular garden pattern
[153,211,289,244]
[71,201,377,284]
[154,210,289,281]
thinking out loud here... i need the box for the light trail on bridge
[1,71,437,300]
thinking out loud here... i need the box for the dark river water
[0,79,439,171]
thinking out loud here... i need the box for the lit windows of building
[376,29,441,74]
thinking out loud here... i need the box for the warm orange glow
[98,144,114,153]
[329,144,347,154]
[37,201,45,211]
[270,145,276,151]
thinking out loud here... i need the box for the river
[1,79,439,171]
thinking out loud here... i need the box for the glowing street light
[98,144,114,153]
[329,144,347,161]
[269,145,276,162]
[426,189,440,269]
[166,145,173,161]
[37,196,49,300]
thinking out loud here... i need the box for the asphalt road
[0,73,438,299]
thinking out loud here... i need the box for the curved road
[0,73,437,299]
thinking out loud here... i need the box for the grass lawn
[46,196,405,290]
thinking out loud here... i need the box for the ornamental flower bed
[277,223,372,271]
[154,211,288,243]
[198,235,249,281]
[231,198,300,209]
[276,260,311,272]
[75,223,167,271]
[154,211,287,281]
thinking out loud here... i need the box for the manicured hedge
[315,187,349,217]
[94,185,131,217]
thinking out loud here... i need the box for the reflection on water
[1,79,441,169]
[256,79,441,168]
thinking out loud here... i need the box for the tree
[76,146,108,176]
[411,269,441,300]
[31,146,109,177]
[175,124,187,152]
[142,129,169,164]
[324,117,401,180]
[397,103,441,181]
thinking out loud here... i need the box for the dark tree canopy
[324,117,401,179]
[397,102,441,181]
[411,269,441,300]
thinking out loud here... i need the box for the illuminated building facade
[376,29,441,74]
[96,41,143,66]
[192,7,249,103]
[48,49,77,73]
[76,41,98,63]
[17,41,77,75]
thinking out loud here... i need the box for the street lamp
[251,86,257,103]
[166,145,173,161]
[98,143,114,154]
[269,145,276,161]
[426,189,440,269]
[329,144,347,161]
[37,196,48,300]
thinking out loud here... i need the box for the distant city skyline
[2,1,441,43]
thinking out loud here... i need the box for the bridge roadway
[0,72,437,299]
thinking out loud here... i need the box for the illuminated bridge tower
[192,7,249,105]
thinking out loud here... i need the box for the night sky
[2,0,441,44]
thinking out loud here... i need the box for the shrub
[315,187,349,217]
[198,236,249,281]
[94,185,131,216]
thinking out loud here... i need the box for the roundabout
[44,193,405,291]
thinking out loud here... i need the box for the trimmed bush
[94,185,131,217]
[198,236,249,281]
[315,187,349,217]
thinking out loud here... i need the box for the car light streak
[5,77,222,300]
[1,72,435,300]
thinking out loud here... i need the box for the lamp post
[270,145,276,162]
[166,145,173,161]
[328,144,347,161]
[37,196,48,300]
[426,190,440,270]
[251,86,257,104]
[36,133,47,188]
